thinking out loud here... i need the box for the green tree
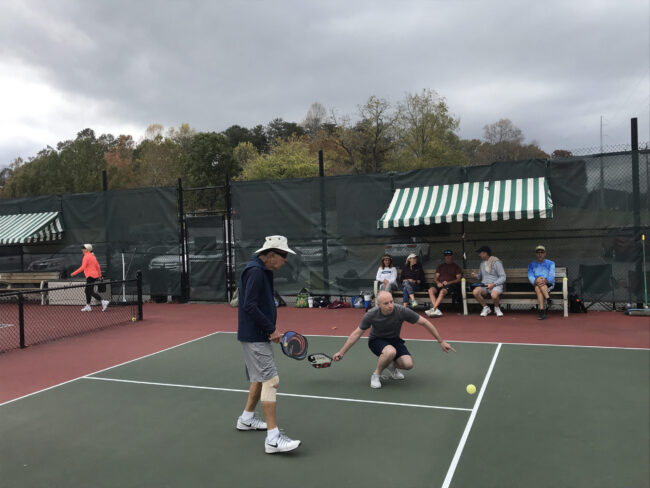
[223,124,269,153]
[233,141,259,171]
[56,128,107,193]
[133,126,186,187]
[390,89,466,169]
[167,123,196,154]
[185,131,239,187]
[105,135,136,189]
[239,136,318,180]
[266,118,305,143]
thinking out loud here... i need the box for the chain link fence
[0,275,143,353]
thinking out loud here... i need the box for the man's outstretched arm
[333,327,366,360]
[416,316,456,353]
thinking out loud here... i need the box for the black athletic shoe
[537,310,546,320]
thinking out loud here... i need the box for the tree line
[1,89,566,199]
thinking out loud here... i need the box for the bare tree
[483,119,524,145]
[302,102,328,135]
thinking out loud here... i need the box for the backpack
[569,294,587,313]
[295,288,310,308]
[327,300,352,309]
[274,290,286,307]
[313,296,331,308]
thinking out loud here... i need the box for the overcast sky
[1,0,648,167]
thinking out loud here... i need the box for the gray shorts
[477,284,504,296]
[241,342,278,383]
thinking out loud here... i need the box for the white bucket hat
[255,235,296,255]
[83,243,93,252]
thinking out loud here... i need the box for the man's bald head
[376,290,395,315]
[377,291,392,303]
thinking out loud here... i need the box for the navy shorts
[368,337,410,358]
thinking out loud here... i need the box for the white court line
[3,332,645,408]
[218,332,647,351]
[0,331,223,408]
[442,342,502,488]
[83,376,472,412]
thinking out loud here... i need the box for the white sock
[266,427,280,441]
[241,410,254,421]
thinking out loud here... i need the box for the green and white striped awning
[378,177,553,229]
[0,212,64,244]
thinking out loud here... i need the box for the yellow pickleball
[466,384,476,394]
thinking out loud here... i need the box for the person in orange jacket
[71,243,109,312]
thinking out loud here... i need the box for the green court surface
[1,333,648,488]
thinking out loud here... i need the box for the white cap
[255,235,296,255]
[406,253,417,260]
[83,244,93,252]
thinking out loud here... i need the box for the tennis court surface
[1,312,648,488]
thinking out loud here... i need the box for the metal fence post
[177,178,190,302]
[137,271,143,320]
[18,294,25,348]
[319,150,330,295]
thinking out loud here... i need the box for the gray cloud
[1,0,648,167]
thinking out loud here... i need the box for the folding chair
[627,270,650,306]
[576,264,616,310]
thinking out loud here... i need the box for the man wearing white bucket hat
[236,235,302,454]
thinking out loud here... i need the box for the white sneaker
[432,308,443,316]
[81,305,92,312]
[101,300,110,312]
[387,364,405,380]
[265,432,301,454]
[237,414,267,431]
[370,373,382,389]
[480,306,491,317]
[494,306,504,317]
[425,308,436,317]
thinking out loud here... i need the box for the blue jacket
[237,256,277,342]
[528,259,555,286]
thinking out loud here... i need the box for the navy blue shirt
[237,256,277,342]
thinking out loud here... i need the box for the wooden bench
[461,267,568,317]
[374,267,569,317]
[0,272,61,304]
[374,269,464,311]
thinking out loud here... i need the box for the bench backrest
[418,267,567,284]
[0,272,61,282]
[497,267,567,282]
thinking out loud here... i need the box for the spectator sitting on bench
[425,249,462,317]
[471,246,507,317]
[376,254,398,292]
[401,253,425,307]
[528,244,555,320]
